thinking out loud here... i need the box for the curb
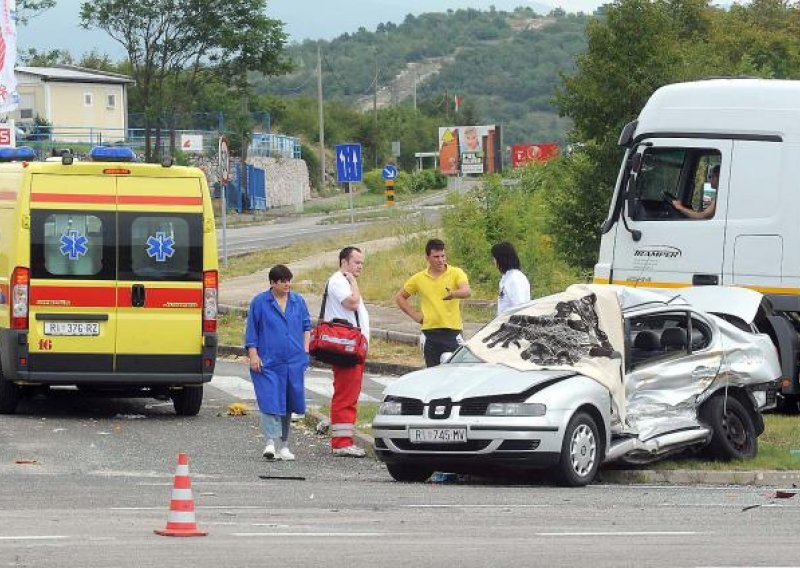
[218,344,421,376]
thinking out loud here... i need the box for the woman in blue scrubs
[245,265,311,461]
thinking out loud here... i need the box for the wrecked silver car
[373,284,781,486]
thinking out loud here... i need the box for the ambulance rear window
[30,211,115,280]
[118,213,202,282]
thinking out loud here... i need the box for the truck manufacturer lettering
[633,246,682,259]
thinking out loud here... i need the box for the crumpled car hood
[383,363,574,402]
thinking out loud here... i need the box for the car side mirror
[440,352,453,364]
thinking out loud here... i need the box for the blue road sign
[335,143,363,183]
[381,164,398,181]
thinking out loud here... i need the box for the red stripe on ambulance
[30,285,116,307]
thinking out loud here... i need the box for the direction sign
[381,164,398,181]
[218,136,230,184]
[335,143,362,183]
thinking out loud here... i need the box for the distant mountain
[255,7,589,145]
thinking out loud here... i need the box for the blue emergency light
[0,146,36,162]
[89,146,136,162]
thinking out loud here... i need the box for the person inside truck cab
[671,164,719,219]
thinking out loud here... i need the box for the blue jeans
[261,413,291,442]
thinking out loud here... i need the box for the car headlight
[486,402,546,417]
[379,400,403,415]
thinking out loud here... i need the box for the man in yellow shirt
[395,239,471,367]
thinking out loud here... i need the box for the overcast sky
[19,0,606,61]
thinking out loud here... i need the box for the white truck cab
[595,78,800,410]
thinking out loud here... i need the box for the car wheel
[172,386,203,416]
[386,463,434,483]
[553,411,601,487]
[700,395,757,460]
[0,375,20,414]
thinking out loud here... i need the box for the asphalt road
[3,366,800,567]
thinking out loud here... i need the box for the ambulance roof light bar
[89,146,136,162]
[0,146,36,162]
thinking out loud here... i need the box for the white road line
[0,536,69,541]
[536,531,700,537]
[369,375,400,387]
[404,504,551,509]
[304,375,379,402]
[211,375,256,400]
[112,506,265,511]
[232,532,385,538]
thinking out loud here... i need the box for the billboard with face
[438,125,501,176]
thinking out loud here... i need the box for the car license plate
[43,322,100,336]
[409,428,467,443]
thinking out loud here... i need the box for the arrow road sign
[381,164,398,181]
[335,143,362,183]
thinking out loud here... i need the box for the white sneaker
[332,445,366,458]
[278,446,295,461]
[262,441,276,460]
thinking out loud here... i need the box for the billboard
[512,143,559,168]
[438,125,502,176]
[0,0,17,113]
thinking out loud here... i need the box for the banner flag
[0,0,17,113]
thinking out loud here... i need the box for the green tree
[81,0,291,161]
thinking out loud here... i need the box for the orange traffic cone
[154,453,208,537]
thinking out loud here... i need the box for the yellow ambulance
[0,146,218,415]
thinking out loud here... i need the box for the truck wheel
[386,463,434,483]
[0,376,20,414]
[700,395,757,460]
[553,411,601,487]
[172,386,203,416]
[777,393,800,414]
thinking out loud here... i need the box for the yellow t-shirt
[403,265,469,330]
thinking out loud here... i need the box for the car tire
[553,411,601,487]
[386,463,434,483]
[700,394,757,460]
[172,386,203,416]
[0,375,20,414]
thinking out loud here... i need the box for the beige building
[11,65,135,143]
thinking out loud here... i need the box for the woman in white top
[491,241,531,314]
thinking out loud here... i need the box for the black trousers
[422,328,462,367]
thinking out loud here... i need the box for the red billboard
[512,143,559,168]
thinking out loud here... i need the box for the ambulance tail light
[203,270,218,333]
[11,267,29,330]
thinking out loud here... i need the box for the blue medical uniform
[244,290,311,415]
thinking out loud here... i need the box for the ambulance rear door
[610,138,732,289]
[115,176,205,375]
[28,174,118,374]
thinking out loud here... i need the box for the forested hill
[254,7,590,145]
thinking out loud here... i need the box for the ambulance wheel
[172,386,203,416]
[0,376,20,414]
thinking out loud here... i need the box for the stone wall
[248,156,311,209]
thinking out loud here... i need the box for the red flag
[454,95,463,112]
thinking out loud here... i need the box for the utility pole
[317,44,325,190]
[413,66,417,112]
[373,58,379,168]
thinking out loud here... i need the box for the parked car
[372,285,780,486]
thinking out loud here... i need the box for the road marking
[369,375,401,387]
[211,374,256,400]
[0,536,69,541]
[112,506,265,511]
[232,532,384,538]
[304,375,379,402]
[536,531,700,537]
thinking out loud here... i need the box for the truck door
[610,139,732,289]
[115,177,205,374]
[28,175,118,373]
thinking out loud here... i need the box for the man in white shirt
[323,246,370,457]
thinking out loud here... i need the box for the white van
[595,78,800,411]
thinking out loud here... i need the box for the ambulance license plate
[409,428,467,444]
[43,322,100,336]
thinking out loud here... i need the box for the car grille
[391,439,491,452]
[459,400,489,416]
